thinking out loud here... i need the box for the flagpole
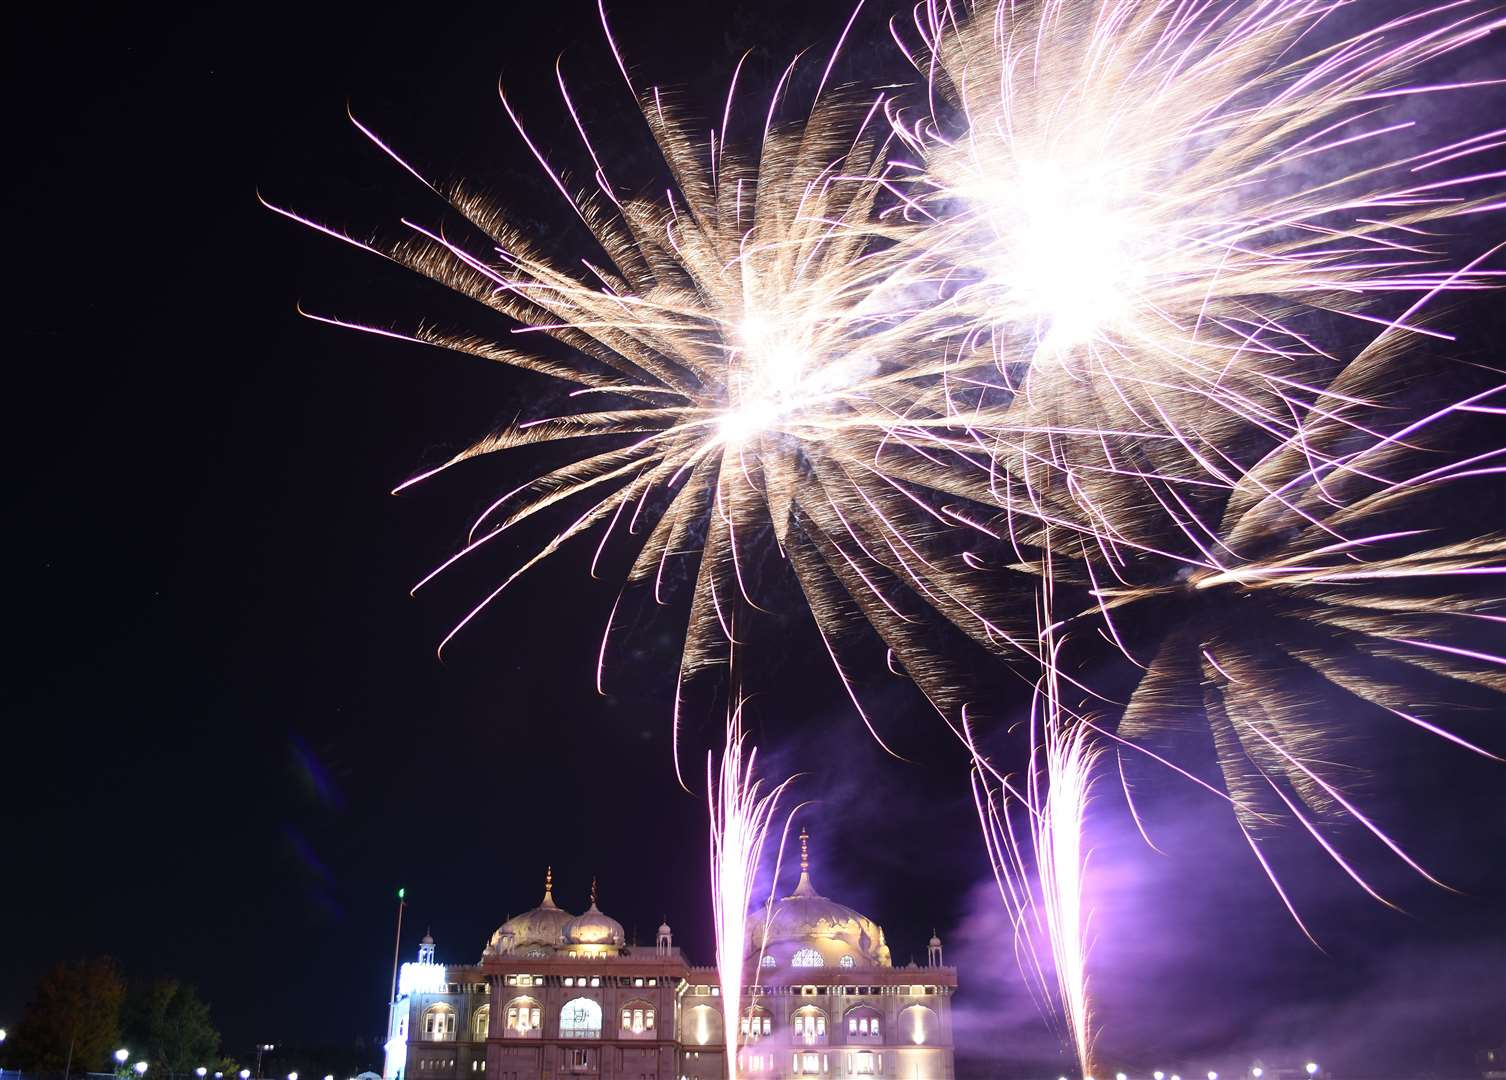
[389,887,406,1003]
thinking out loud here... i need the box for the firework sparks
[707,702,795,1080]
[885,0,1506,560]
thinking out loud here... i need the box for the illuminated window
[791,948,824,968]
[559,998,602,1039]
[853,1052,876,1075]
[761,956,776,968]
[619,1004,656,1035]
[472,1005,490,1040]
[423,1005,457,1041]
[839,956,855,968]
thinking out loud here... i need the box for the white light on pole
[1306,1065,1319,1076]
[116,1051,130,1065]
[1253,1070,1263,1078]
[133,1062,148,1075]
[197,1068,207,1077]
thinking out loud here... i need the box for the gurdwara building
[382,831,957,1080]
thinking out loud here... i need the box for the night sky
[3,1,1503,1077]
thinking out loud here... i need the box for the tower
[418,930,435,965]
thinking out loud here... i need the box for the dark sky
[2,1,1502,1077]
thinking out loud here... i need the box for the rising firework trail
[707,700,796,1080]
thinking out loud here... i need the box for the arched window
[619,1000,656,1036]
[559,997,602,1039]
[685,1004,723,1047]
[471,1004,490,1040]
[791,1006,827,1045]
[502,998,540,1036]
[839,955,856,968]
[738,1005,773,1042]
[422,1004,457,1041]
[899,1004,939,1046]
[845,1005,882,1043]
[791,948,824,968]
[760,955,776,968]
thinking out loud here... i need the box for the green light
[398,888,405,899]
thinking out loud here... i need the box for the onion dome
[929,933,942,949]
[565,879,626,947]
[492,867,576,952]
[746,828,889,968]
[658,921,673,937]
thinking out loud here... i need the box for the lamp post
[134,1063,148,1077]
[1306,1064,1320,1078]
[255,1045,275,1079]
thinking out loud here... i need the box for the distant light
[1209,1072,1219,1080]
[398,888,405,900]
[324,1073,334,1079]
[197,1068,208,1077]
[288,1072,298,1080]
[1118,1072,1129,1080]
[240,1071,250,1079]
[1306,1065,1319,1076]
[1253,1070,1263,1078]
[1155,1073,1164,1080]
[134,1063,148,1076]
[0,1028,7,1042]
[116,1051,131,1065]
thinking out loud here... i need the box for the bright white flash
[966,156,1145,355]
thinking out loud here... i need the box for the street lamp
[1118,1072,1129,1080]
[1253,1071,1263,1079]
[1154,1073,1164,1080]
[116,1051,131,1066]
[197,1069,208,1078]
[288,1071,299,1080]
[133,1063,148,1076]
[1306,1065,1319,1077]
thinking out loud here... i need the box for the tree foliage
[123,979,220,1079]
[8,957,127,1072]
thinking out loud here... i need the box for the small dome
[565,882,625,947]
[493,868,576,952]
[658,922,672,935]
[421,930,435,945]
[929,934,942,948]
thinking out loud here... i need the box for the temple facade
[382,831,957,1080]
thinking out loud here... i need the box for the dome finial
[590,876,599,907]
[791,826,817,897]
[542,865,556,907]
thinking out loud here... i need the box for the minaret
[928,931,943,967]
[418,929,435,965]
[657,918,673,956]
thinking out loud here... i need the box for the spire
[590,877,599,908]
[541,865,557,909]
[792,826,818,897]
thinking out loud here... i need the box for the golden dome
[565,880,626,947]
[493,867,576,952]
[745,830,889,968]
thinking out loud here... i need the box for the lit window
[839,956,855,968]
[472,1005,490,1040]
[791,948,824,968]
[634,978,644,987]
[559,997,602,1039]
[563,977,574,987]
[590,978,600,988]
[761,956,776,968]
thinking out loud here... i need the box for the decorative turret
[657,919,673,956]
[928,931,943,967]
[418,929,436,965]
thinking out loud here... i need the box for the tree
[8,957,127,1072]
[123,979,220,1079]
